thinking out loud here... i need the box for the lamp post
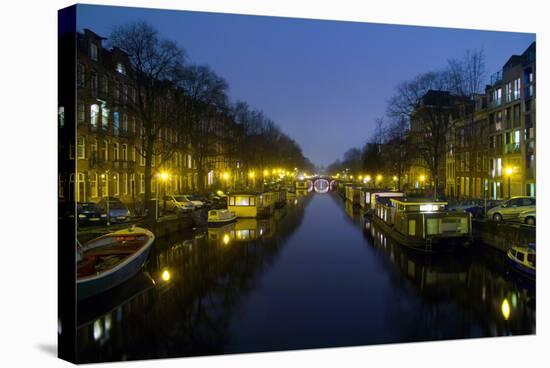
[505,167,513,199]
[393,176,398,190]
[419,174,426,190]
[101,171,110,226]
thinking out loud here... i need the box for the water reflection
[76,192,534,363]
[76,194,311,363]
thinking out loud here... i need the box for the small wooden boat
[507,243,536,279]
[77,227,155,301]
[207,209,237,226]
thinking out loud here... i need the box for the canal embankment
[472,220,535,252]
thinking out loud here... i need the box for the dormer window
[116,62,126,75]
[90,43,98,61]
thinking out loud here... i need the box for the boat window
[516,251,525,262]
[250,197,255,206]
[527,253,535,266]
[509,249,516,258]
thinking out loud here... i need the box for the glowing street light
[419,174,426,189]
[365,175,371,183]
[161,269,171,282]
[501,298,511,320]
[505,166,515,198]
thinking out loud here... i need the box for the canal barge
[372,197,472,252]
[227,191,275,218]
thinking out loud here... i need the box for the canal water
[76,192,536,363]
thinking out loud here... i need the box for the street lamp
[419,174,426,189]
[222,171,230,190]
[505,167,514,199]
[376,174,382,188]
[248,171,256,188]
[393,175,398,190]
[156,171,169,221]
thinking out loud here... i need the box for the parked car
[162,195,195,213]
[487,196,536,222]
[182,195,206,209]
[519,209,536,226]
[448,200,485,219]
[77,202,107,225]
[97,197,131,223]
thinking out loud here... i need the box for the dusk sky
[77,4,535,167]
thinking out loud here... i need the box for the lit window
[90,104,99,128]
[101,104,109,129]
[122,144,127,160]
[113,111,119,134]
[116,62,126,75]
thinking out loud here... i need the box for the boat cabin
[227,191,275,218]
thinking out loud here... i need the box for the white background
[0,0,547,366]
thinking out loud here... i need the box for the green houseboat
[373,197,472,252]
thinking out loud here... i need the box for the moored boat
[372,197,472,252]
[207,209,237,226]
[507,243,536,279]
[77,227,155,301]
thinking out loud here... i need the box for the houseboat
[372,197,472,252]
[295,180,309,191]
[507,243,536,279]
[359,188,377,209]
[273,189,287,208]
[227,191,275,218]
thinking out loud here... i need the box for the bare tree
[109,21,185,211]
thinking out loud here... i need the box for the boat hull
[77,229,155,302]
[507,254,536,279]
[207,217,237,227]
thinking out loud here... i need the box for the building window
[187,154,192,169]
[90,104,100,129]
[90,43,98,61]
[513,78,521,100]
[77,63,85,87]
[90,71,98,93]
[116,62,126,75]
[113,173,119,196]
[139,174,145,194]
[122,144,128,161]
[77,104,85,124]
[100,173,108,197]
[89,173,98,198]
[505,82,512,103]
[90,140,98,161]
[113,143,119,161]
[102,77,108,95]
[103,140,109,161]
[122,114,128,133]
[123,173,128,195]
[58,106,64,128]
[113,111,119,134]
[140,150,145,166]
[101,104,109,129]
[77,136,85,159]
[123,85,128,103]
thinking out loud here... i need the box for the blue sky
[77,4,535,167]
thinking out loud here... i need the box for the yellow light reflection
[501,298,510,320]
[161,269,171,282]
[223,234,230,245]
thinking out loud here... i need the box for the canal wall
[473,220,535,252]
